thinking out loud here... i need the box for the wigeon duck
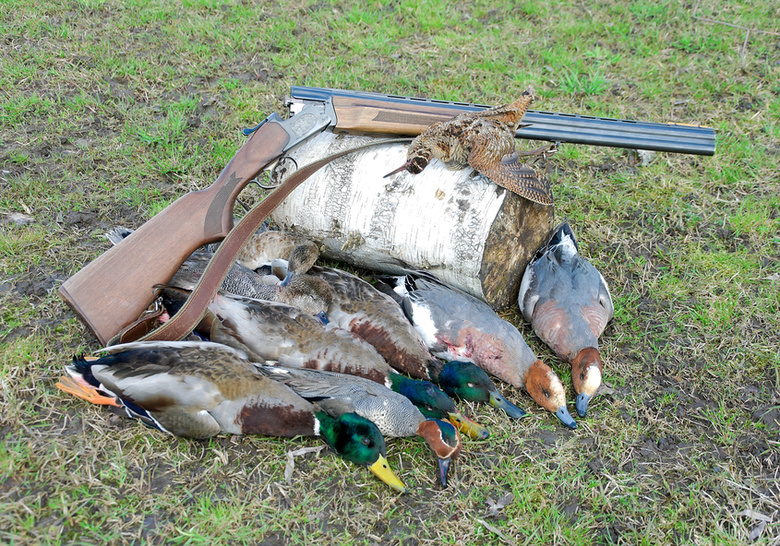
[170,251,332,322]
[236,230,320,286]
[378,271,577,429]
[518,221,613,417]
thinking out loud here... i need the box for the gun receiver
[292,86,716,156]
[61,85,716,346]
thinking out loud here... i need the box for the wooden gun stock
[330,95,470,135]
[59,121,291,345]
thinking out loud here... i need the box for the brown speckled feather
[237,230,320,273]
[388,90,553,206]
[468,135,553,206]
[309,266,436,381]
[204,293,396,387]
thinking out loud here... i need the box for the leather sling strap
[109,137,411,345]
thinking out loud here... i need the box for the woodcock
[385,89,554,205]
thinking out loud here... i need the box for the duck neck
[424,359,444,383]
[386,371,409,394]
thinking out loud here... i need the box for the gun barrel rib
[290,86,716,156]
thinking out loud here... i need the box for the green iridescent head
[315,411,406,492]
[388,373,455,419]
[316,410,386,464]
[437,361,496,402]
[438,361,527,419]
[388,373,490,440]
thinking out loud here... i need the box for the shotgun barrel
[290,86,716,156]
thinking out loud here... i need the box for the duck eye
[426,405,434,412]
[467,382,475,388]
[362,437,372,447]
[542,388,551,398]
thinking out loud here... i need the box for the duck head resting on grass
[255,364,461,487]
[56,340,406,493]
[519,221,614,417]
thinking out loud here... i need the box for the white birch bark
[269,131,553,309]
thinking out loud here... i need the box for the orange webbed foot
[56,376,120,407]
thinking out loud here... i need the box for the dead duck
[308,265,527,420]
[56,340,406,492]
[105,227,332,321]
[227,229,526,420]
[236,230,320,286]
[378,271,577,429]
[255,364,461,487]
[519,221,614,417]
[198,292,490,440]
[170,251,332,322]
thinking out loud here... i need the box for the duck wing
[206,294,395,385]
[93,341,322,438]
[256,365,422,438]
[310,266,434,380]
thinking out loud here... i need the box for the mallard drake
[308,265,527,419]
[200,292,489,440]
[55,340,406,492]
[519,221,614,417]
[255,364,461,487]
[378,271,577,429]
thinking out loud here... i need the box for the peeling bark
[270,132,554,309]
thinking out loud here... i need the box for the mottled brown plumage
[170,251,332,318]
[237,230,320,274]
[385,89,554,205]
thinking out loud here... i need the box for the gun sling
[108,137,411,346]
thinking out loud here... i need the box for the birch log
[268,131,555,310]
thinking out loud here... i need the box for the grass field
[2,0,779,543]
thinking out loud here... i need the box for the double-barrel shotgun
[59,85,716,345]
